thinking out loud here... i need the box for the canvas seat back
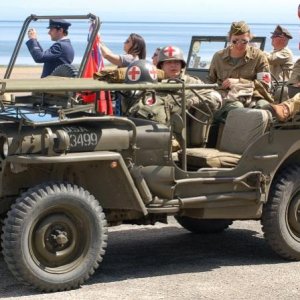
[218,108,271,154]
[180,108,272,169]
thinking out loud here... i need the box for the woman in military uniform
[208,21,272,123]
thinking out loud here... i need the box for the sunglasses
[124,39,131,44]
[231,39,249,45]
[271,34,284,39]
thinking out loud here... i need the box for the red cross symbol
[262,73,271,83]
[164,46,177,58]
[127,66,141,81]
[145,97,156,106]
[149,66,157,80]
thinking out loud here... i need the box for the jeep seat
[179,108,272,169]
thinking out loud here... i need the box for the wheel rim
[287,192,300,240]
[29,205,90,273]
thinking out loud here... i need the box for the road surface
[0,218,299,300]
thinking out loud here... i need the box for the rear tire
[262,164,300,260]
[2,182,107,292]
[175,216,232,233]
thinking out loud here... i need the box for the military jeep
[0,75,300,292]
[1,25,300,292]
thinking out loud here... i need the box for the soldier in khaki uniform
[266,62,300,121]
[266,21,300,122]
[265,25,294,82]
[156,45,222,122]
[267,93,300,121]
[208,21,272,123]
[124,46,222,126]
[123,47,222,147]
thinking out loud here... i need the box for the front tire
[175,216,232,233]
[2,182,107,292]
[262,164,300,260]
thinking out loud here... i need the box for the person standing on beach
[26,19,74,78]
[208,21,272,124]
[265,25,294,81]
[99,33,146,67]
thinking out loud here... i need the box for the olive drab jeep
[1,21,300,293]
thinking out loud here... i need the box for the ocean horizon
[0,20,299,66]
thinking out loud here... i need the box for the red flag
[82,30,104,77]
[81,23,113,115]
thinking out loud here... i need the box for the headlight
[0,136,9,158]
[53,129,70,153]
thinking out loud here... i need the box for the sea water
[0,20,298,66]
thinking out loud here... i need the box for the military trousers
[213,98,270,124]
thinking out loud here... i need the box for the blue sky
[0,0,299,23]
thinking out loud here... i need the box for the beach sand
[0,66,42,79]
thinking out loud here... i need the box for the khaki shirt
[266,47,293,81]
[208,46,270,85]
[287,59,300,85]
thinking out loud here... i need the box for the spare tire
[51,64,78,78]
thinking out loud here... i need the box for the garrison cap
[47,19,71,30]
[229,21,250,36]
[271,25,293,39]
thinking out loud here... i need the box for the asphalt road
[0,218,299,300]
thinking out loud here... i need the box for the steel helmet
[157,46,186,69]
[125,60,158,84]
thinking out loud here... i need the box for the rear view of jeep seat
[179,108,272,170]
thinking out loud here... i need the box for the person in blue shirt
[26,19,75,78]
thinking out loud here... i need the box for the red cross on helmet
[127,65,141,82]
[157,45,186,69]
[125,60,158,84]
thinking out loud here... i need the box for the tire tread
[1,181,107,292]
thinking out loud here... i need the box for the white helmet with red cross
[125,60,158,84]
[157,46,186,69]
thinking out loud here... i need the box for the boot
[270,103,291,122]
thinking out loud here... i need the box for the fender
[3,151,148,214]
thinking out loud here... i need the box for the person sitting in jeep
[266,31,300,122]
[264,25,294,82]
[123,46,222,128]
[208,21,273,124]
[268,93,300,121]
